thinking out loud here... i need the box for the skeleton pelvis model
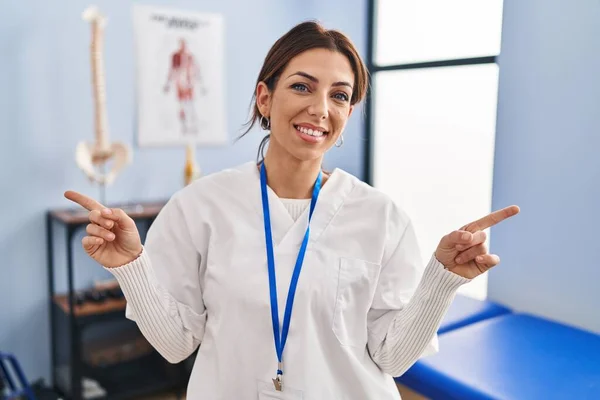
[77,6,131,186]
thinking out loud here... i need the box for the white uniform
[108,161,469,399]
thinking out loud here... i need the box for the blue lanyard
[260,162,322,389]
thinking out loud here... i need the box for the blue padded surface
[398,314,600,400]
[438,294,511,334]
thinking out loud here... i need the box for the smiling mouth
[293,124,329,137]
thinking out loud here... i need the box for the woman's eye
[334,92,349,102]
[291,83,309,92]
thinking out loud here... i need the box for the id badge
[257,380,304,400]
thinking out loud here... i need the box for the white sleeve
[367,217,469,377]
[107,193,207,364]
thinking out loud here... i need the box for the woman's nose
[308,94,329,120]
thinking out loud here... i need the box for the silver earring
[259,115,270,130]
[335,134,344,147]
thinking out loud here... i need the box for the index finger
[463,205,520,232]
[64,190,106,211]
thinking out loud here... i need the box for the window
[375,0,503,65]
[366,0,504,299]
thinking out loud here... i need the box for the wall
[489,0,600,333]
[0,0,367,382]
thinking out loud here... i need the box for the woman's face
[256,48,355,162]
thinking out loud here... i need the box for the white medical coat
[109,161,469,399]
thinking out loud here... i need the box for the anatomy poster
[133,5,227,146]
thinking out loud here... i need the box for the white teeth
[296,125,325,137]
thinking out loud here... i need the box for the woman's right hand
[64,191,143,268]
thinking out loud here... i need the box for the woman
[65,21,519,400]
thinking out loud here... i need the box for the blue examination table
[397,313,600,399]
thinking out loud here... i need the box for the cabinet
[46,201,192,399]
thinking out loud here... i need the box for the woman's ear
[256,81,272,117]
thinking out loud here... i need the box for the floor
[397,383,429,400]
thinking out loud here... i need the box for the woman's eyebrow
[287,71,353,89]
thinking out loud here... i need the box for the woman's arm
[367,216,469,377]
[107,193,207,364]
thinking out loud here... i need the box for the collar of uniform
[238,161,356,252]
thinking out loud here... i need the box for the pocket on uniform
[332,257,380,348]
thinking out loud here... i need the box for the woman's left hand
[435,205,520,279]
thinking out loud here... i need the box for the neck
[262,145,326,199]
